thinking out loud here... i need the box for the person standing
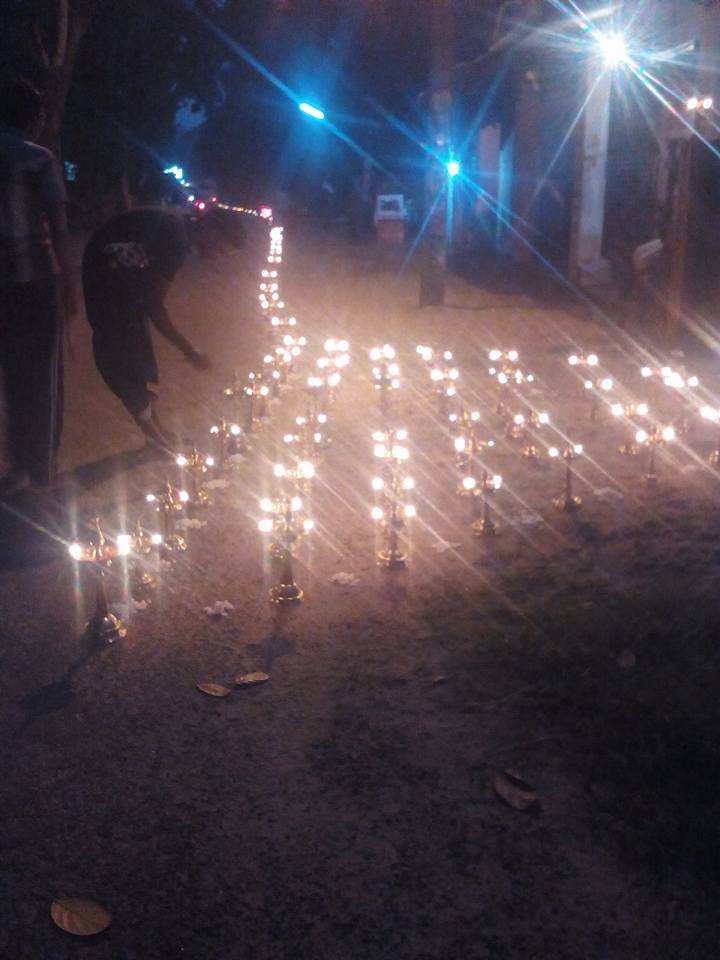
[82,195,216,449]
[0,78,77,496]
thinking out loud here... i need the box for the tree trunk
[39,1,90,157]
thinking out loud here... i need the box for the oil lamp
[222,370,245,425]
[127,520,157,595]
[176,449,214,507]
[278,440,316,492]
[306,374,326,416]
[423,349,459,417]
[640,364,699,391]
[370,344,400,419]
[639,364,699,433]
[583,375,614,421]
[269,313,297,333]
[263,353,283,397]
[634,424,676,485]
[549,443,584,511]
[567,351,599,371]
[612,401,651,455]
[323,338,351,372]
[243,373,270,431]
[453,409,495,485]
[505,410,550,457]
[258,492,313,603]
[372,428,414,568]
[67,539,127,643]
[209,419,246,471]
[292,410,330,459]
[488,349,534,417]
[154,480,188,554]
[470,471,502,537]
[88,516,115,568]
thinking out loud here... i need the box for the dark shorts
[84,281,158,418]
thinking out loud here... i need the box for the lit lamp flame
[551,443,584,511]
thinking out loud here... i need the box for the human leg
[0,280,62,487]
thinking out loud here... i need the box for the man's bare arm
[147,284,211,370]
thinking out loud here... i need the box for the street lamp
[299,102,325,121]
[598,33,628,68]
[446,159,460,178]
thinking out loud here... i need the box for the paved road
[0,223,716,958]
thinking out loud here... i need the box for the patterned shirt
[82,208,190,314]
[0,125,67,285]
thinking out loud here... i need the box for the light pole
[569,33,627,287]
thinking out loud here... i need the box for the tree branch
[33,20,51,70]
[53,0,69,68]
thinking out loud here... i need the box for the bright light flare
[117,534,132,556]
[598,33,628,67]
[299,101,325,121]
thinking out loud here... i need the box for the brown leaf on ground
[50,898,112,936]
[235,671,270,686]
[196,681,233,697]
[493,768,539,811]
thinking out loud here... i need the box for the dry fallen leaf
[196,681,233,697]
[51,898,112,936]
[493,768,539,811]
[235,672,270,687]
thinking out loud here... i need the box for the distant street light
[299,102,325,121]
[163,165,184,181]
[598,33,628,68]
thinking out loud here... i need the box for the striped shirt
[0,125,66,285]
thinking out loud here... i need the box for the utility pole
[568,56,612,288]
[419,0,453,306]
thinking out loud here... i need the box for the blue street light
[446,160,460,178]
[299,102,325,121]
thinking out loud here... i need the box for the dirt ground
[0,223,719,958]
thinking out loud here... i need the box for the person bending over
[82,191,227,449]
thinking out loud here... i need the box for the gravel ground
[0,223,718,958]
